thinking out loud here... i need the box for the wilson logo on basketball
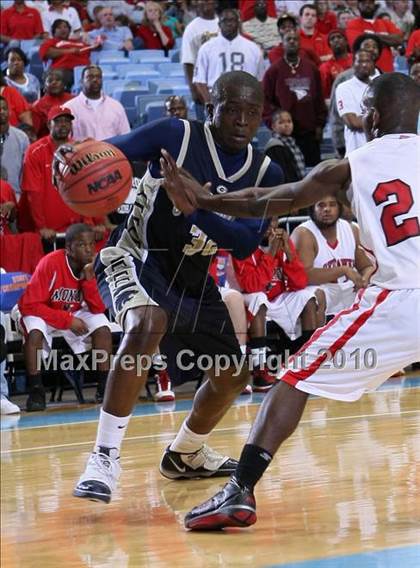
[88,170,123,194]
[70,149,117,175]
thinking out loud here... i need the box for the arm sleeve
[232,252,277,293]
[193,44,208,84]
[18,262,74,329]
[80,278,106,313]
[281,240,308,290]
[106,117,185,162]
[180,26,194,64]
[336,82,357,116]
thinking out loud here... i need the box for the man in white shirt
[64,65,130,140]
[336,50,378,154]
[194,9,265,104]
[42,0,81,37]
[181,0,219,118]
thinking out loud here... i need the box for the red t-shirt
[346,17,402,72]
[136,24,175,50]
[316,11,338,35]
[19,249,105,329]
[31,92,74,137]
[0,179,17,235]
[319,53,353,98]
[18,135,92,232]
[268,44,321,66]
[406,29,420,58]
[39,38,92,69]
[0,4,44,39]
[0,85,30,126]
[299,29,332,62]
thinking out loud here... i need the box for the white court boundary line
[1,409,418,455]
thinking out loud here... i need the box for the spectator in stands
[0,76,32,128]
[193,8,265,104]
[165,95,188,119]
[88,6,134,52]
[65,65,130,140]
[410,60,420,84]
[263,30,327,166]
[18,223,113,411]
[136,1,175,51]
[4,47,40,104]
[335,49,378,154]
[31,69,74,138]
[265,109,306,183]
[0,95,29,198]
[379,0,414,40]
[181,0,219,120]
[17,123,37,143]
[406,27,420,63]
[39,19,102,90]
[18,106,100,242]
[315,0,337,34]
[268,13,320,65]
[346,0,403,72]
[0,312,21,415]
[291,196,374,319]
[329,33,383,157]
[239,0,277,21]
[83,3,103,32]
[0,0,45,44]
[319,29,352,99]
[42,0,82,37]
[242,0,279,53]
[336,8,353,30]
[299,3,332,62]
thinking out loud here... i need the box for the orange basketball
[57,140,132,216]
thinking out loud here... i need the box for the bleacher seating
[149,81,190,95]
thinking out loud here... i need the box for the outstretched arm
[161,150,351,219]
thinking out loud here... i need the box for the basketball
[56,140,132,216]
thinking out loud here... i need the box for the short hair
[299,3,317,16]
[52,18,71,35]
[212,71,263,104]
[219,7,240,20]
[44,68,65,82]
[165,95,186,107]
[65,223,94,245]
[369,72,420,121]
[277,13,297,28]
[272,108,292,122]
[352,33,383,57]
[309,197,343,220]
[81,65,102,80]
[5,47,28,67]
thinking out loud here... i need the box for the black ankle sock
[235,444,273,490]
[290,330,314,355]
[27,374,44,391]
[248,336,266,350]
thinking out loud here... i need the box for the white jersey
[193,34,265,88]
[299,218,356,283]
[181,16,219,65]
[348,134,420,289]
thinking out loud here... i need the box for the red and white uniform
[18,249,110,354]
[233,243,318,339]
[299,218,357,315]
[279,134,420,400]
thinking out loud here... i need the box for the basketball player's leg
[184,287,420,529]
[22,318,51,412]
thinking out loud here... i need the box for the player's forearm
[194,82,211,104]
[306,266,347,285]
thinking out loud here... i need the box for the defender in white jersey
[160,72,420,530]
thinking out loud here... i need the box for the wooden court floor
[1,378,419,568]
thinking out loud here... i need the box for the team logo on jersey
[216,185,228,194]
[172,206,181,216]
[51,288,82,303]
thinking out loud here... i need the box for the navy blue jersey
[107,118,284,297]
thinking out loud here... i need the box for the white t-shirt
[181,16,219,65]
[193,34,265,88]
[42,6,82,35]
[336,75,371,154]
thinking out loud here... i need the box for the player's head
[208,71,264,153]
[165,95,188,119]
[82,65,103,98]
[0,95,9,127]
[65,223,96,267]
[309,196,343,229]
[219,9,240,41]
[272,109,294,136]
[361,72,420,140]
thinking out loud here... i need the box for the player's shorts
[278,286,420,401]
[21,308,111,355]
[96,247,242,362]
[321,282,356,316]
[243,288,318,340]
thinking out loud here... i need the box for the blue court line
[2,376,419,431]
[264,544,420,568]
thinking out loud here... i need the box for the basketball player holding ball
[67,71,286,503]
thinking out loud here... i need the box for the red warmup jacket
[18,249,105,330]
[232,242,308,301]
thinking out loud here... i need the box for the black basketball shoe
[184,477,257,530]
[160,445,238,479]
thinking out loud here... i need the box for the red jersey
[0,85,30,126]
[406,29,420,58]
[268,44,320,66]
[136,24,175,50]
[0,4,44,40]
[39,38,92,69]
[0,179,17,235]
[319,53,353,98]
[31,92,74,137]
[299,29,332,62]
[346,17,402,72]
[19,249,105,329]
[232,242,308,301]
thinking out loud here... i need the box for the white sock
[240,344,247,355]
[94,409,131,457]
[251,347,267,369]
[169,420,210,454]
